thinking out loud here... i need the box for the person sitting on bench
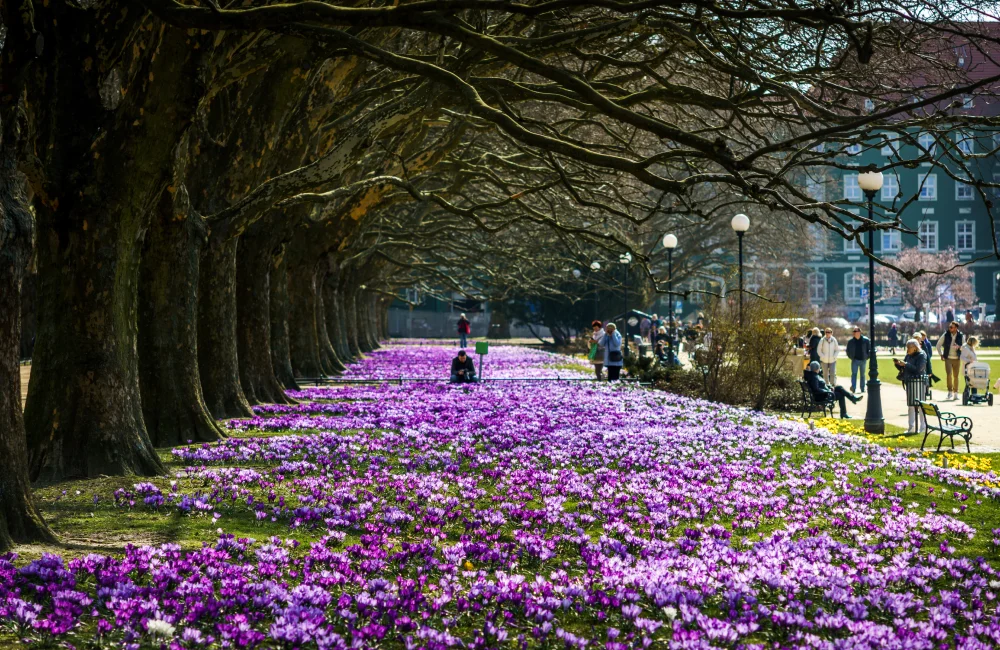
[804,360,860,419]
[450,350,478,383]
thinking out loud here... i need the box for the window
[881,174,898,201]
[918,221,938,251]
[811,143,825,153]
[844,174,862,201]
[918,173,937,200]
[881,229,901,252]
[956,221,975,251]
[881,133,899,157]
[956,180,974,201]
[918,132,937,156]
[963,95,974,109]
[808,272,827,303]
[845,271,864,304]
[957,132,974,154]
[844,209,861,252]
[864,99,875,113]
[846,143,862,155]
[806,177,825,201]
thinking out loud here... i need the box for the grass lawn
[836,355,1000,388]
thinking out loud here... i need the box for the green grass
[836,356,1000,388]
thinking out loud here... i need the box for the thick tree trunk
[323,278,352,366]
[18,272,36,360]
[357,292,376,353]
[269,251,299,390]
[364,293,381,351]
[237,232,295,404]
[0,146,56,549]
[315,270,345,374]
[288,263,326,378]
[378,299,391,342]
[138,193,224,447]
[344,290,364,359]
[25,205,165,482]
[199,235,253,419]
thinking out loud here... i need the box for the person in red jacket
[457,313,471,348]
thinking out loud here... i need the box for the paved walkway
[833,368,1000,451]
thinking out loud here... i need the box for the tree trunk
[315,270,346,374]
[18,272,36,360]
[288,263,326,378]
[269,250,299,390]
[237,232,295,404]
[138,192,225,447]
[25,202,165,482]
[344,290,364,359]
[199,234,253,419]
[323,279,351,366]
[365,294,382,350]
[0,141,56,550]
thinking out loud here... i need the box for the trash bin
[903,375,929,406]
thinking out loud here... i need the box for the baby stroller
[962,362,993,406]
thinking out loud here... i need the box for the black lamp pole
[864,188,885,434]
[737,231,745,326]
[667,248,675,365]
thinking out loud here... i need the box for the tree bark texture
[288,263,327,378]
[322,277,352,366]
[237,231,295,404]
[138,192,225,447]
[199,234,254,419]
[344,290,364,359]
[0,130,56,550]
[269,251,299,390]
[314,269,346,374]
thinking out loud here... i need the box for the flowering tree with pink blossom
[875,248,976,320]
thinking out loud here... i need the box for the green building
[806,127,1000,320]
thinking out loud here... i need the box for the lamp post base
[864,378,884,434]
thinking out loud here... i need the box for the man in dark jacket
[936,321,964,400]
[450,350,477,383]
[845,327,871,394]
[804,361,860,419]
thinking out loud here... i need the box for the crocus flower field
[5,343,1000,649]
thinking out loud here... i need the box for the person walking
[895,339,928,434]
[846,327,870,394]
[817,328,840,386]
[457,313,472,348]
[804,361,861,419]
[589,320,605,380]
[639,316,652,345]
[807,327,822,365]
[596,322,624,380]
[887,322,899,355]
[935,321,964,400]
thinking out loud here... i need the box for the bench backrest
[918,401,939,418]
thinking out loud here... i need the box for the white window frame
[963,95,974,109]
[881,174,898,201]
[918,132,937,156]
[844,174,862,201]
[808,272,827,304]
[956,221,975,252]
[918,220,938,251]
[881,229,901,253]
[844,271,864,305]
[955,180,974,201]
[881,133,899,157]
[957,132,974,154]
[846,143,862,155]
[918,173,937,201]
[844,209,861,252]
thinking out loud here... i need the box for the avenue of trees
[3,0,1000,549]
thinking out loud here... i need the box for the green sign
[475,341,489,355]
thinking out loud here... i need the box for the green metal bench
[798,380,835,419]
[918,401,973,453]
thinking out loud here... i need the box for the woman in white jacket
[817,328,840,386]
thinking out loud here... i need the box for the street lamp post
[619,253,632,349]
[858,170,885,434]
[730,214,750,324]
[662,233,678,365]
[590,261,601,318]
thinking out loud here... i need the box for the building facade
[806,129,1000,320]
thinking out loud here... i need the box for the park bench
[798,380,836,419]
[918,401,974,453]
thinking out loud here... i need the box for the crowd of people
[797,319,996,431]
